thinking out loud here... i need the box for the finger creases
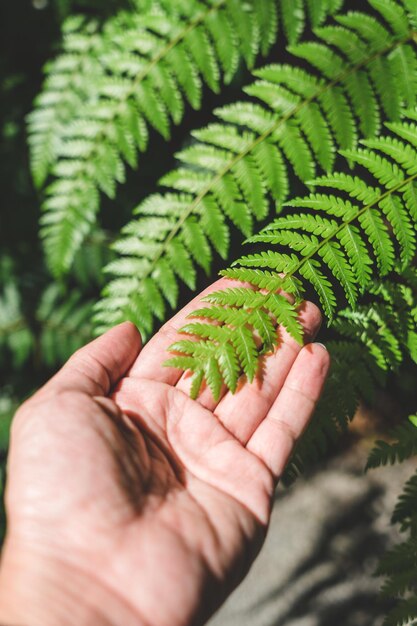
[246,343,330,481]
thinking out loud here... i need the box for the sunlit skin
[0,279,329,626]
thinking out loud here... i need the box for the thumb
[39,322,142,398]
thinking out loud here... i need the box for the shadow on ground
[209,446,415,626]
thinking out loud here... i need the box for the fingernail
[314,342,327,351]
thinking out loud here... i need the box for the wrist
[0,538,143,626]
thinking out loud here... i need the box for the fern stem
[142,29,417,283]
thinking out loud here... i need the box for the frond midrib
[138,29,417,286]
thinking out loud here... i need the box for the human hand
[0,279,329,626]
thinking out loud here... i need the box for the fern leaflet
[36,284,94,367]
[366,422,417,471]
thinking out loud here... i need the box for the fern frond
[98,0,417,339]
[37,285,94,367]
[392,469,417,530]
[0,261,33,369]
[167,112,417,398]
[27,16,104,189]
[377,466,417,626]
[0,389,17,450]
[33,0,282,276]
[383,596,417,626]
[71,230,115,288]
[366,423,417,470]
[285,269,417,482]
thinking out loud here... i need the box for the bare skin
[0,279,330,626]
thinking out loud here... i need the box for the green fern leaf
[366,424,417,470]
[189,369,205,399]
[359,207,395,274]
[0,275,33,369]
[379,195,416,265]
[390,43,417,109]
[26,18,103,189]
[299,259,337,319]
[336,12,392,50]
[311,173,380,204]
[33,0,281,277]
[336,224,373,288]
[217,341,239,393]
[370,0,410,36]
[280,0,305,45]
[376,458,417,626]
[285,268,417,484]
[167,239,197,290]
[98,0,417,338]
[169,112,417,392]
[264,293,304,344]
[204,356,223,401]
[383,590,417,625]
[318,241,358,307]
[392,469,417,528]
[37,284,94,367]
[230,325,258,384]
[344,70,381,137]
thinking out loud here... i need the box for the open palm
[0,280,329,626]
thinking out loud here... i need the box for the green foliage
[285,268,417,480]
[36,284,94,367]
[27,15,104,190]
[0,281,95,374]
[0,388,18,543]
[97,0,417,339]
[0,259,95,373]
[71,230,115,288]
[0,389,18,452]
[375,464,417,625]
[0,259,33,369]
[31,0,284,276]
[366,420,417,470]
[163,112,417,399]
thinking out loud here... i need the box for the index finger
[128,278,251,384]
